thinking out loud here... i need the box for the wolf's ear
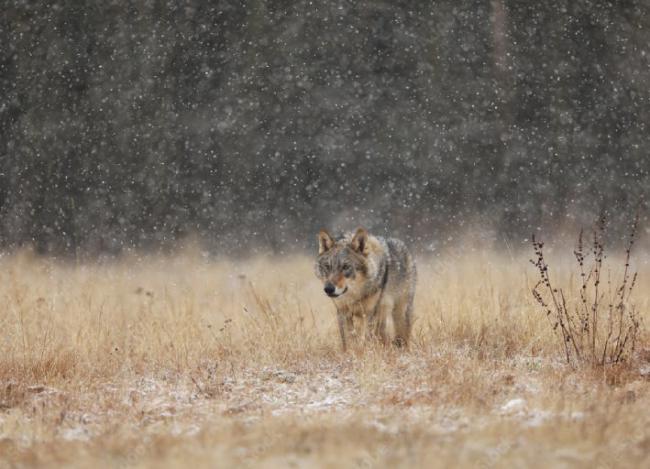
[351,227,369,255]
[318,229,334,255]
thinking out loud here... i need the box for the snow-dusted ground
[3,354,620,447]
[2,351,650,469]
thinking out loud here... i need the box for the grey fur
[315,228,417,350]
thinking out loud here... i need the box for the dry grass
[1,246,650,468]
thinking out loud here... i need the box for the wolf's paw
[393,337,408,348]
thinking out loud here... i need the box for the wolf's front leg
[336,310,355,351]
[366,298,393,345]
[365,307,388,346]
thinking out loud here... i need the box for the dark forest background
[1,1,649,256]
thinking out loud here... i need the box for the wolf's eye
[342,264,353,277]
[319,263,329,276]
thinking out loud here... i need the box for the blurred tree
[0,0,648,256]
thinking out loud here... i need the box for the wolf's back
[381,237,417,295]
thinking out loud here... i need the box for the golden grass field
[1,245,649,468]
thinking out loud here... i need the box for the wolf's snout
[324,282,336,296]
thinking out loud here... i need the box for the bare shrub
[531,215,642,367]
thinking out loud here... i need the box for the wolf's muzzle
[324,283,347,298]
[324,282,336,297]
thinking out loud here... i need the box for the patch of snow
[305,393,349,411]
[27,385,60,395]
[260,368,297,384]
[569,411,585,421]
[367,419,400,435]
[500,398,527,414]
[499,398,587,427]
[639,365,650,378]
[60,426,91,441]
[525,409,553,427]
[171,423,201,437]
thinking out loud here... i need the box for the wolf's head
[314,227,370,299]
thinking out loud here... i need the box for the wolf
[314,227,416,350]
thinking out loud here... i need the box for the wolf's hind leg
[392,296,413,347]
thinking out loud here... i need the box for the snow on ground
[3,353,610,448]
